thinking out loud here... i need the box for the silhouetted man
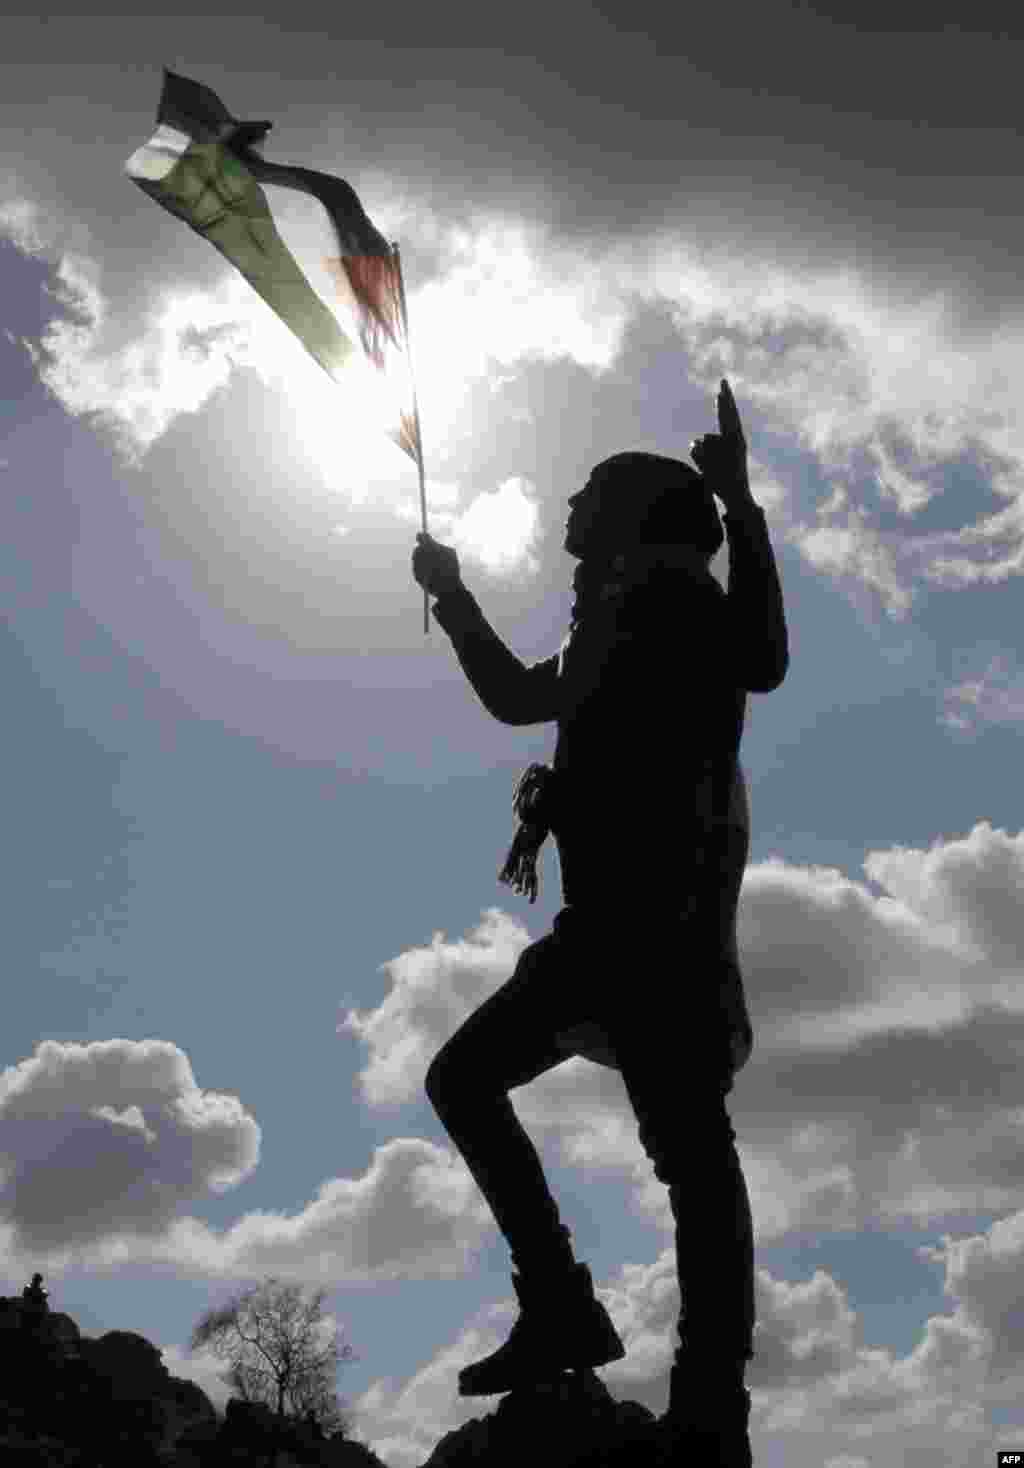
[20,1273,49,1345]
[412,380,787,1465]
[21,1273,48,1310]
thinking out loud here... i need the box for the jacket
[433,501,787,887]
[431,500,788,1069]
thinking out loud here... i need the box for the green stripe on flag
[126,127,356,383]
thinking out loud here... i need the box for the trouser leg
[425,894,757,1370]
[424,929,585,1275]
[605,908,755,1374]
[430,1089,574,1274]
[669,1138,755,1369]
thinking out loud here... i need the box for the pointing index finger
[717,378,744,439]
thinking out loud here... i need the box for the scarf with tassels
[497,761,560,903]
[498,544,721,904]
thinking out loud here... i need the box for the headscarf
[590,452,724,560]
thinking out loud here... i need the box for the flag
[125,68,420,465]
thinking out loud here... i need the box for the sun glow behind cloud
[10,176,1024,602]
[225,215,558,573]
[278,217,625,498]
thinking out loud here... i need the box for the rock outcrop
[175,1398,389,1466]
[0,1280,685,1467]
[0,1279,386,1467]
[422,1369,662,1467]
[0,1285,218,1463]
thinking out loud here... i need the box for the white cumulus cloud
[0,1038,260,1255]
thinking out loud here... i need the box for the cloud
[0,1130,491,1293]
[4,822,1024,1458]
[7,820,1024,1283]
[7,183,1023,614]
[393,474,543,578]
[660,259,1024,615]
[345,1243,999,1468]
[341,825,1024,1249]
[0,193,49,256]
[862,822,1024,971]
[942,650,1024,734]
[791,508,912,620]
[346,825,1024,1253]
[441,478,543,577]
[731,827,1024,1238]
[0,1038,260,1254]
[16,250,284,466]
[920,1213,1024,1386]
[156,1340,237,1418]
[341,908,533,1108]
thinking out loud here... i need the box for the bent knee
[424,1045,470,1108]
[424,1053,448,1107]
[426,1044,502,1112]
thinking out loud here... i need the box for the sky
[2,3,1024,1464]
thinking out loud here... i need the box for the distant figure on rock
[19,1273,49,1344]
[413,379,788,1466]
[21,1273,48,1311]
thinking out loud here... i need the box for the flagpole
[392,243,430,635]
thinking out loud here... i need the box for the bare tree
[189,1276,359,1439]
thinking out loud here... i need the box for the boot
[458,1260,625,1397]
[659,1357,752,1467]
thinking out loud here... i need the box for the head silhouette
[564,452,723,562]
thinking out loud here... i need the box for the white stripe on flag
[124,124,192,183]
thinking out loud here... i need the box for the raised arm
[691,379,789,693]
[413,534,560,725]
[721,502,789,691]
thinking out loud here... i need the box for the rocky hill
[0,1281,388,1467]
[0,1280,705,1467]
